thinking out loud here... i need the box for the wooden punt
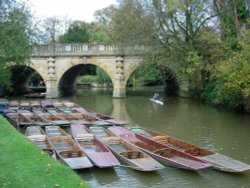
[19,101,30,110]
[74,107,128,125]
[72,108,116,126]
[32,109,46,114]
[68,112,94,125]
[51,101,65,108]
[45,126,93,169]
[90,126,165,171]
[52,101,73,113]
[71,124,120,168]
[130,127,250,173]
[9,100,19,108]
[20,112,52,126]
[51,112,89,125]
[35,112,70,126]
[30,101,41,109]
[62,101,79,108]
[53,112,80,122]
[5,112,31,127]
[41,101,54,108]
[66,110,110,126]
[46,108,61,114]
[108,126,212,171]
[8,100,19,111]
[0,98,9,114]
[24,92,45,98]
[25,126,55,156]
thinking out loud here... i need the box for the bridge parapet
[32,44,152,57]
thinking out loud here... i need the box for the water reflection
[79,168,119,187]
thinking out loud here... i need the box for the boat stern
[64,157,93,169]
[88,152,120,168]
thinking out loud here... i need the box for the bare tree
[40,16,70,44]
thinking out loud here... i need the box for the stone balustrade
[32,44,152,57]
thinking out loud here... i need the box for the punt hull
[46,126,93,169]
[71,124,120,168]
[130,127,250,173]
[109,126,212,171]
[90,126,165,171]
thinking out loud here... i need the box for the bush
[201,50,250,110]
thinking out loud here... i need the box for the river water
[62,87,250,188]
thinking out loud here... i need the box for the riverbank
[0,116,90,188]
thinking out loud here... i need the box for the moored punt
[25,126,55,156]
[9,100,19,108]
[0,98,9,114]
[20,112,52,127]
[42,101,64,114]
[46,108,61,114]
[72,108,116,126]
[35,112,70,126]
[51,101,71,113]
[32,108,46,114]
[29,101,41,109]
[19,101,30,110]
[8,100,19,111]
[108,126,212,171]
[5,112,31,127]
[130,127,250,173]
[46,126,93,169]
[51,101,65,108]
[62,101,80,108]
[71,124,120,168]
[68,112,94,125]
[24,92,45,98]
[69,110,111,126]
[53,112,80,122]
[77,107,128,125]
[90,126,165,171]
[52,112,90,125]
[41,101,54,109]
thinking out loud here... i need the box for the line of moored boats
[2,100,250,173]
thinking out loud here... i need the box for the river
[62,87,250,188]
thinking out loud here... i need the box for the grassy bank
[0,117,91,188]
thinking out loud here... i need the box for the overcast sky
[28,0,116,22]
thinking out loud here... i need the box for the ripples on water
[64,87,250,188]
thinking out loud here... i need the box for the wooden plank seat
[151,135,168,144]
[27,135,46,141]
[60,149,82,158]
[120,150,142,159]
[75,133,94,141]
[78,141,95,149]
[153,148,173,158]
[101,137,120,145]
[184,148,200,156]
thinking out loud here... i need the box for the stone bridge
[27,44,190,98]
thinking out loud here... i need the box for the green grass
[0,117,91,188]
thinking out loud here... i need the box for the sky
[27,0,117,22]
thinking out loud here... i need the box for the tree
[95,0,157,44]
[213,0,249,44]
[0,0,32,89]
[59,21,112,44]
[149,0,218,94]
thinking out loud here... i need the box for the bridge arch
[56,57,115,96]
[56,57,115,85]
[122,58,187,96]
[8,63,46,95]
[28,60,48,85]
